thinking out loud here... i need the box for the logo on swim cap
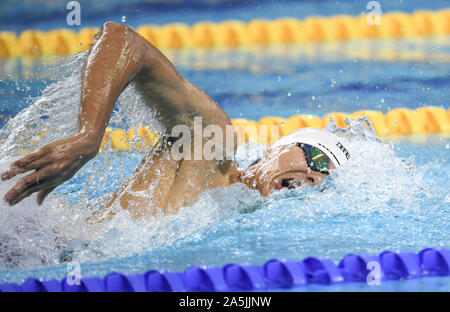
[336,141,350,160]
[271,128,350,167]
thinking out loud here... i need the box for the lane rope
[9,105,448,155]
[0,9,449,57]
[1,247,449,292]
[97,106,449,151]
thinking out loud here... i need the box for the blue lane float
[1,247,449,292]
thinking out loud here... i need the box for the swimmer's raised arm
[76,21,190,140]
[1,21,208,206]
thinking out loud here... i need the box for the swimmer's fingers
[5,183,47,206]
[1,166,27,181]
[1,158,51,180]
[13,148,49,168]
[37,187,56,206]
[1,149,49,180]
[3,170,48,205]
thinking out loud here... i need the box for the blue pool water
[1,0,449,32]
[1,37,450,128]
[0,132,449,291]
[0,0,449,291]
[0,38,449,291]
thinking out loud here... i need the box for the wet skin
[1,22,330,219]
[241,144,334,197]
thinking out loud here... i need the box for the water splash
[325,115,381,142]
[0,54,448,283]
[0,51,164,270]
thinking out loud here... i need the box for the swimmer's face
[241,144,334,196]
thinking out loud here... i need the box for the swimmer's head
[239,128,350,196]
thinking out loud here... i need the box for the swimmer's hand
[1,133,99,206]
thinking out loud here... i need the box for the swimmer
[1,22,350,219]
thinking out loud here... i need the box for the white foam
[0,53,438,271]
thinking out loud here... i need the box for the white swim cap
[271,128,350,167]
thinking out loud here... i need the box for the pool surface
[0,0,449,291]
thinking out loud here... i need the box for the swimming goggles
[296,143,329,175]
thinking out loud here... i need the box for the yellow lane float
[98,106,449,149]
[1,9,449,57]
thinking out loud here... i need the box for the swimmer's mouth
[275,178,302,190]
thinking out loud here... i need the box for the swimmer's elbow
[99,21,155,66]
[99,21,136,47]
[94,21,153,72]
[100,21,125,34]
[95,21,184,90]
